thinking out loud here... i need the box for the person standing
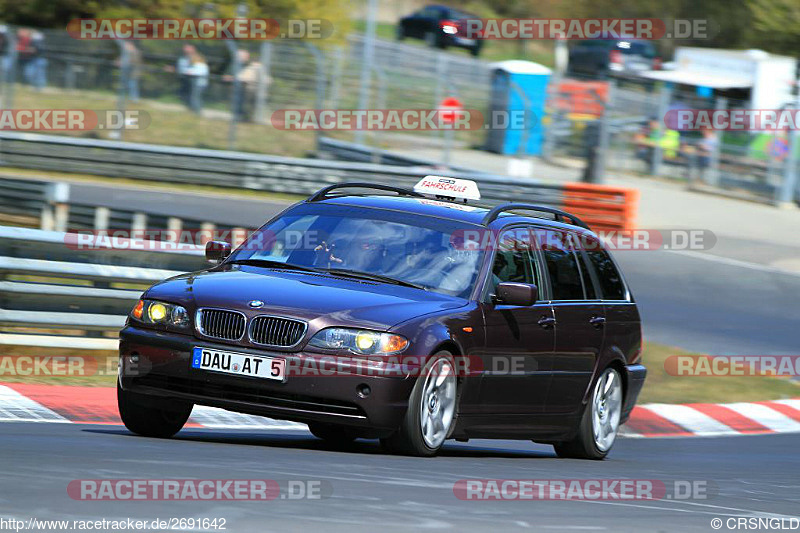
[187,50,209,114]
[165,44,195,107]
[120,41,141,102]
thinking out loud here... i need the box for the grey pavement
[1,422,798,532]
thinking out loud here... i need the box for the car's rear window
[585,249,627,300]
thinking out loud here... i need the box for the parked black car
[568,39,660,79]
[397,5,483,56]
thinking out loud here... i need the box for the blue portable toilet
[485,60,551,156]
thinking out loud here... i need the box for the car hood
[145,265,468,331]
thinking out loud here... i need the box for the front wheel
[381,351,457,456]
[117,381,192,438]
[553,367,623,460]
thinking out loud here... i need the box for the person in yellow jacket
[635,118,680,163]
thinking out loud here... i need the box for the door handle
[589,316,606,328]
[538,316,556,328]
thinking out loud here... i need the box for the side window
[585,248,627,300]
[577,254,597,300]
[542,231,585,300]
[489,230,536,294]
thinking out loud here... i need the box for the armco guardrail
[0,226,205,347]
[0,131,564,204]
[0,132,637,231]
[0,176,246,235]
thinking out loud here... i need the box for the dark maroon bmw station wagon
[118,178,646,459]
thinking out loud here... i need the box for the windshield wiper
[225,258,320,273]
[324,268,428,291]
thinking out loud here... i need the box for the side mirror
[495,282,539,306]
[205,240,231,264]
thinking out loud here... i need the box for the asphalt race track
[1,422,798,532]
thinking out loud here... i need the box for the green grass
[638,343,799,404]
[0,347,118,387]
[11,86,317,157]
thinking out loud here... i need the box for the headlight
[131,299,190,329]
[308,328,409,355]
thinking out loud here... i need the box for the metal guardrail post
[131,212,147,233]
[44,182,69,232]
[94,207,110,231]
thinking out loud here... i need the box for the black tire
[117,381,192,439]
[381,351,457,457]
[308,423,357,445]
[396,25,405,41]
[470,45,481,57]
[553,367,623,460]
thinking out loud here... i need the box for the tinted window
[489,231,535,293]
[586,249,627,300]
[231,205,485,298]
[543,235,585,300]
[577,253,597,299]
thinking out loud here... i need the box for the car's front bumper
[119,326,417,432]
[621,364,647,423]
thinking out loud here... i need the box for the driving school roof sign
[414,176,482,201]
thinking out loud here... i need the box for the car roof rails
[482,203,591,230]
[307,182,424,203]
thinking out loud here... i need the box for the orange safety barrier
[562,183,639,232]
[551,80,610,117]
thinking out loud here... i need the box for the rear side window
[542,234,585,300]
[585,249,627,300]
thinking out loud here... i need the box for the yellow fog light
[355,332,376,351]
[148,302,168,322]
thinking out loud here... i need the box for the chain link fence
[0,23,797,204]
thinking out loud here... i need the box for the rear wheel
[396,25,405,41]
[381,351,457,457]
[117,381,192,438]
[553,367,623,460]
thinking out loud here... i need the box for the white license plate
[192,347,285,381]
[456,37,476,45]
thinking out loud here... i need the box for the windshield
[228,204,485,298]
